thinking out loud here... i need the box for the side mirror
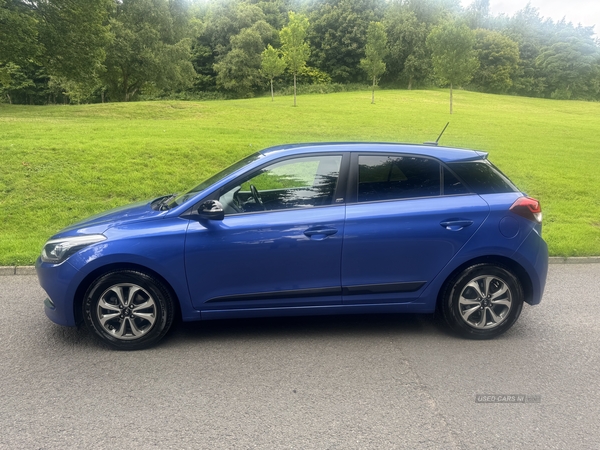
[197,200,224,221]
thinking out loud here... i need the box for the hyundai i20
[37,143,548,349]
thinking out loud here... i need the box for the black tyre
[440,263,524,339]
[83,270,174,350]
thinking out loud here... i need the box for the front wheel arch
[82,269,175,349]
[74,263,181,327]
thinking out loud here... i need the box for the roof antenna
[424,122,449,146]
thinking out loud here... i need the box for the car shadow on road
[163,313,452,346]
[40,313,456,351]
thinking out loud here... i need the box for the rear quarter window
[448,160,519,194]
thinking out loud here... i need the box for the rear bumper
[513,229,548,305]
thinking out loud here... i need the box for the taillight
[510,197,542,223]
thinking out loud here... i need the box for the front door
[185,153,347,311]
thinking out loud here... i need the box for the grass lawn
[1,88,599,264]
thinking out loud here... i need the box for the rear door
[341,153,490,304]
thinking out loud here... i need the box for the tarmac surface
[1,264,599,449]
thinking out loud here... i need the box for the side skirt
[200,302,434,321]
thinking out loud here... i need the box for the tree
[1,0,109,103]
[465,0,490,29]
[261,44,286,101]
[308,0,385,83]
[383,5,431,89]
[0,62,34,103]
[537,34,600,99]
[214,20,277,96]
[280,11,310,106]
[503,4,552,98]
[472,29,520,93]
[360,22,387,104]
[35,0,112,86]
[427,21,479,114]
[0,0,41,69]
[102,0,196,101]
[192,0,267,91]
[404,0,461,25]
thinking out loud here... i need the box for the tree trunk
[371,75,376,104]
[293,73,297,107]
[123,73,129,102]
[450,83,453,115]
[101,90,105,104]
[270,78,274,101]
[408,76,413,90]
[6,93,11,104]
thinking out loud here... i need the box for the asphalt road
[1,265,599,450]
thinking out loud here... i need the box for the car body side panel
[341,194,490,304]
[36,217,199,326]
[185,206,345,311]
[414,192,548,311]
[200,302,433,320]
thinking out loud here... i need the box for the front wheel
[439,264,524,339]
[83,270,174,350]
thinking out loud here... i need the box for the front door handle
[304,227,338,240]
[440,220,473,231]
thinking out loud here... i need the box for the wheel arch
[436,255,533,309]
[73,263,182,325]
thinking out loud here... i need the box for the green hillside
[1,89,599,264]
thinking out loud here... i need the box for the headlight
[41,235,107,264]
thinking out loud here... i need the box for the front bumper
[36,257,80,327]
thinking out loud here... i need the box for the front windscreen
[167,152,263,208]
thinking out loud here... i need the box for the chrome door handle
[303,227,338,239]
[440,220,473,231]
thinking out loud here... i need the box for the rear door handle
[304,227,338,240]
[440,220,473,231]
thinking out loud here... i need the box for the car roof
[259,142,487,163]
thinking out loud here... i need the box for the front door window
[218,155,343,214]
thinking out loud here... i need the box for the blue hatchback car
[36,143,548,349]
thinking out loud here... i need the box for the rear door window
[443,167,470,195]
[357,155,441,202]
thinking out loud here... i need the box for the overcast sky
[461,0,600,32]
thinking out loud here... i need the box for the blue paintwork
[259,142,487,163]
[36,142,548,328]
[342,194,490,305]
[185,206,345,311]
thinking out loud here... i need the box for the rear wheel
[440,264,524,339]
[83,270,174,350]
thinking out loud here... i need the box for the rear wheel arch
[438,262,524,339]
[437,256,533,309]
